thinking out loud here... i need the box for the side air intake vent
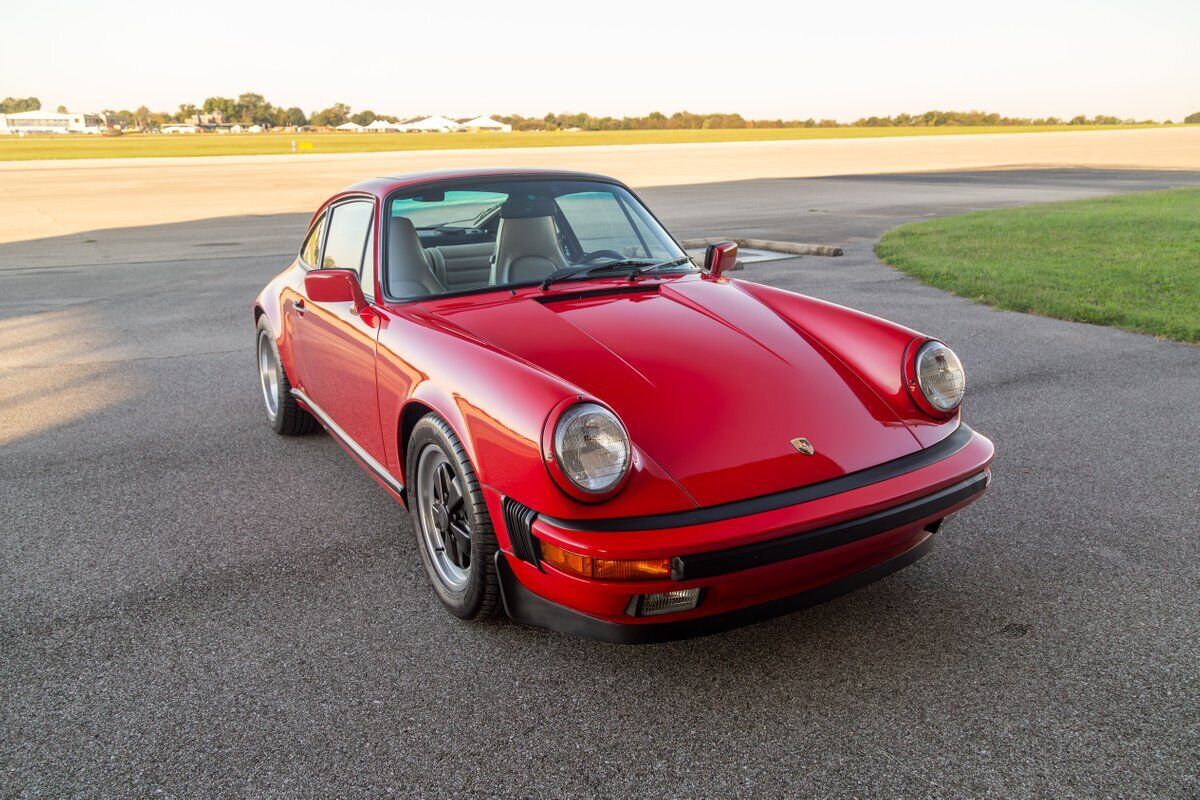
[502,497,540,566]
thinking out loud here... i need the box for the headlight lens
[915,341,966,411]
[553,403,631,494]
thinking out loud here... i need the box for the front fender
[376,307,696,522]
[734,280,959,447]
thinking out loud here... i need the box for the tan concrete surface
[2,126,1198,246]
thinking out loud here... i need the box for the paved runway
[3,126,1199,246]
[2,169,1198,797]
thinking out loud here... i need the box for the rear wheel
[256,317,317,436]
[407,413,499,620]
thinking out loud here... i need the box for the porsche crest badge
[791,437,815,456]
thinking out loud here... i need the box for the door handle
[294,298,306,316]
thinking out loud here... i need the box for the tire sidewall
[406,416,495,619]
[255,316,316,437]
[255,318,285,432]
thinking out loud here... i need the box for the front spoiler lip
[495,535,936,645]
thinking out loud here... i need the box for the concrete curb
[681,237,844,257]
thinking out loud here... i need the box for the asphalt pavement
[2,169,1198,798]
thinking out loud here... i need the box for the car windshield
[383,178,692,300]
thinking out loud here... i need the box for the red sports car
[253,168,993,642]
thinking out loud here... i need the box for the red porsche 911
[253,168,993,643]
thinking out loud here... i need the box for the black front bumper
[495,534,937,645]
[671,470,987,580]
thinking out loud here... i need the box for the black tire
[406,413,500,620]
[256,316,317,436]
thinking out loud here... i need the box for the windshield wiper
[538,260,653,290]
[473,202,503,226]
[624,256,692,280]
[539,257,691,291]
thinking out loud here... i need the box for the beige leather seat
[426,242,495,291]
[491,197,566,285]
[387,216,445,298]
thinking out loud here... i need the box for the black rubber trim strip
[534,284,660,304]
[672,471,986,580]
[291,388,405,496]
[495,535,935,644]
[541,425,973,533]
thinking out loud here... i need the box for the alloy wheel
[257,331,280,417]
[416,446,472,590]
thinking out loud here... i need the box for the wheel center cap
[432,502,449,532]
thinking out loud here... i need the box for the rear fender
[254,262,305,385]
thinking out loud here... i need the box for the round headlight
[553,403,631,494]
[915,340,966,411]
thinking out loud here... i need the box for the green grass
[876,188,1200,343]
[0,123,1178,161]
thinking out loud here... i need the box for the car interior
[389,196,572,296]
[381,181,684,299]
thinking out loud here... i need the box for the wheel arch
[395,386,482,496]
[398,399,436,485]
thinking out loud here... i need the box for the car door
[294,198,386,464]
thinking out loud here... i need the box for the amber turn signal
[539,541,670,581]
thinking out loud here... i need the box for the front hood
[432,278,922,507]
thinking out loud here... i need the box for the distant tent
[365,119,400,131]
[335,121,364,131]
[405,115,463,132]
[462,115,512,132]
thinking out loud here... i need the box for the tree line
[3,94,1189,130]
[497,109,1167,131]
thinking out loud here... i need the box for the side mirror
[304,269,368,314]
[703,241,738,278]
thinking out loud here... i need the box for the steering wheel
[578,249,627,265]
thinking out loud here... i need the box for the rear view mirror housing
[304,269,368,314]
[703,241,739,278]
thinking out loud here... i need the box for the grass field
[876,188,1200,343]
[0,124,1179,161]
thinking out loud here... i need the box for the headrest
[388,215,430,282]
[389,215,424,259]
[499,195,557,219]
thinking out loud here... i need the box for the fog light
[628,588,702,617]
[539,541,670,581]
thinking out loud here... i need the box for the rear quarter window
[300,215,325,267]
[322,201,374,270]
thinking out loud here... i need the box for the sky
[4,0,1198,121]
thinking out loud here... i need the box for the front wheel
[406,413,500,620]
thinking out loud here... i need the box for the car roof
[340,168,621,198]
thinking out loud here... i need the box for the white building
[160,123,199,134]
[404,115,463,132]
[335,121,364,131]
[461,115,512,132]
[0,110,105,135]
